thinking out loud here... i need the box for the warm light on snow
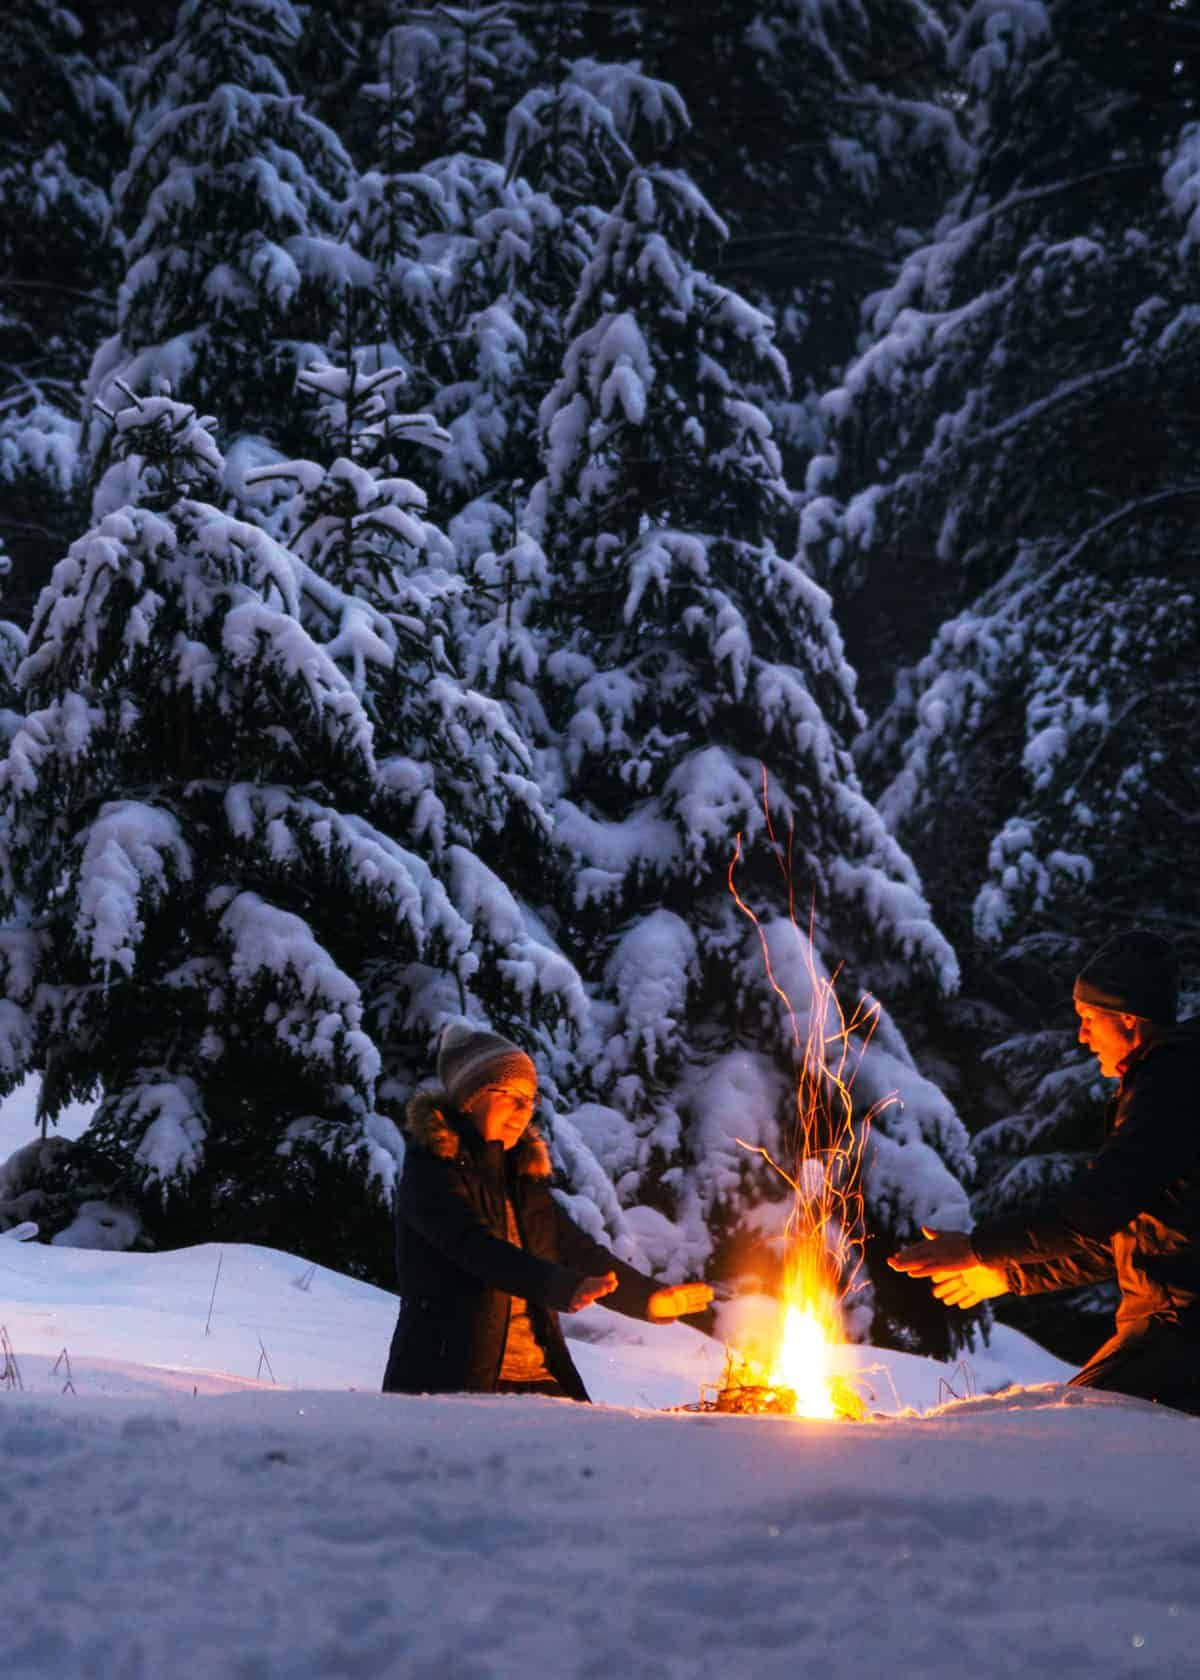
[3,1237,1188,1679]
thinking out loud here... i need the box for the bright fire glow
[728,767,897,1420]
[772,1302,836,1420]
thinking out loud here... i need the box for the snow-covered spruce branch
[865,355,1152,521]
[974,484,1200,622]
[951,160,1160,234]
[970,356,1137,452]
[0,277,117,310]
[715,233,896,274]
[1067,680,1200,795]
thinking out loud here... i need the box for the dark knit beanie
[437,1023,537,1109]
[1072,929,1179,1023]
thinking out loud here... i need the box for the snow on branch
[223,783,474,966]
[1166,121,1200,254]
[0,695,104,807]
[73,801,193,979]
[127,1073,208,1188]
[219,597,376,770]
[213,887,380,1089]
[602,910,696,1082]
[446,846,588,1028]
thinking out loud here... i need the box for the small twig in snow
[256,1340,277,1385]
[51,1347,76,1395]
[204,1249,224,1337]
[937,1362,977,1407]
[1,1325,23,1391]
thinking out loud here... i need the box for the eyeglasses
[482,1087,536,1113]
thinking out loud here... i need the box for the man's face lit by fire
[463,1076,538,1149]
[1075,1000,1141,1079]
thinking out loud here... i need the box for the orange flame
[728,768,896,1418]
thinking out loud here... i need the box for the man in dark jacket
[890,929,1200,1415]
[383,1024,713,1400]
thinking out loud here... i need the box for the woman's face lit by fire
[463,1075,538,1149]
[1075,1000,1142,1078]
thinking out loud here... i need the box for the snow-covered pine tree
[799,0,1200,1354]
[590,0,970,471]
[86,0,365,460]
[369,3,524,167]
[249,355,586,1065]
[431,54,689,542]
[359,24,690,665]
[340,42,448,384]
[0,0,127,616]
[241,351,697,1277]
[0,388,529,1276]
[523,165,975,1355]
[0,595,25,735]
[289,0,396,159]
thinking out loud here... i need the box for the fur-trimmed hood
[403,1088,553,1179]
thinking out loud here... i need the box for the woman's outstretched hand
[568,1271,618,1312]
[647,1281,715,1320]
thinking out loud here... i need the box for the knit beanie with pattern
[1072,929,1179,1024]
[437,1024,537,1110]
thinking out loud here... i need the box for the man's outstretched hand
[889,1226,976,1276]
[647,1281,715,1320]
[568,1271,618,1312]
[929,1264,1009,1309]
[888,1226,1008,1309]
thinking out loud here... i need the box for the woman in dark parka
[383,1025,713,1400]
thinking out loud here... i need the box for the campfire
[690,780,896,1423]
[693,1320,867,1422]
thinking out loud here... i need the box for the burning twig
[677,1348,867,1422]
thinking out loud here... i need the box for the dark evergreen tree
[340,48,447,389]
[0,388,583,1276]
[592,0,969,469]
[328,0,689,530]
[799,0,1200,1356]
[519,165,975,1355]
[0,0,128,618]
[290,0,396,159]
[87,0,363,459]
[369,3,527,166]
[253,356,563,906]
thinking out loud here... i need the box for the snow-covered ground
[1,1231,1196,1679]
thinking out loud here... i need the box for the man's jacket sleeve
[549,1197,660,1320]
[972,1049,1200,1267]
[397,1151,582,1313]
[997,1235,1115,1297]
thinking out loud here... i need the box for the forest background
[0,0,1195,1366]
